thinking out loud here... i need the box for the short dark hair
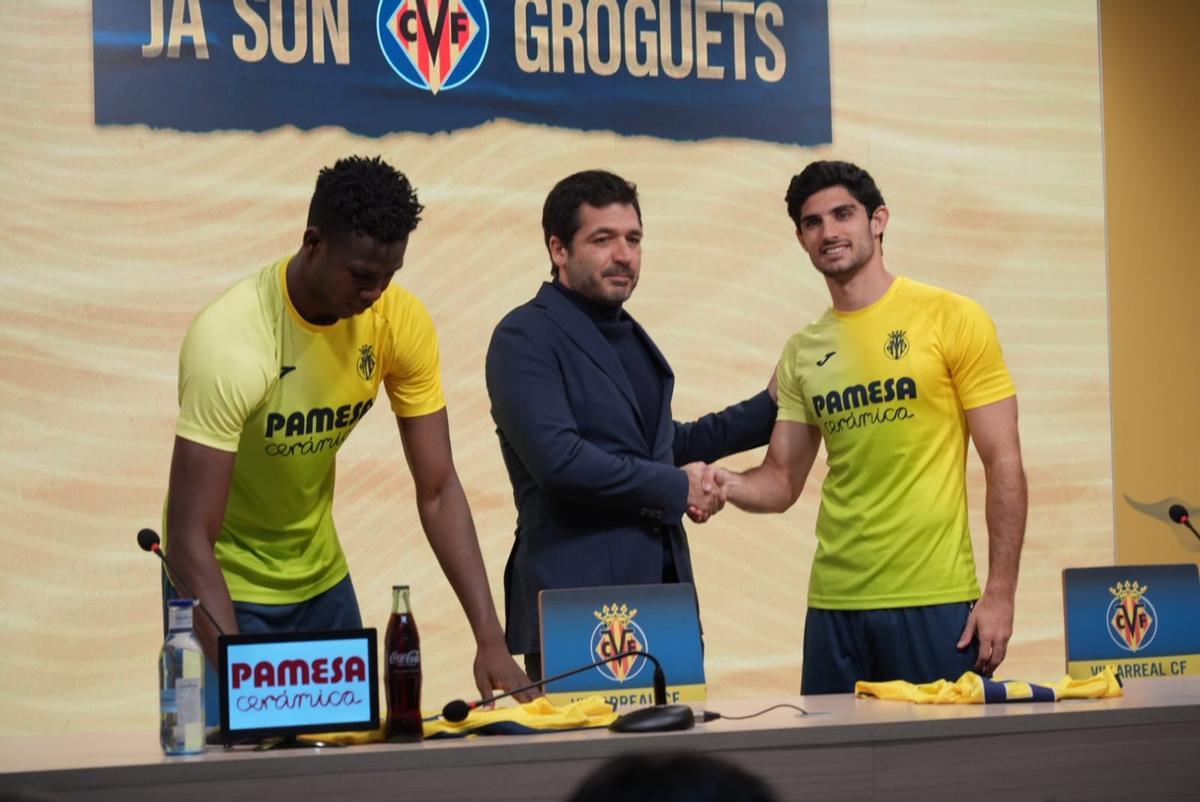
[565,752,778,802]
[542,170,641,276]
[785,160,885,228]
[307,156,424,244]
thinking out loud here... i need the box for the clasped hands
[682,462,733,524]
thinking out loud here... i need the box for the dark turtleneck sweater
[549,280,678,583]
[550,280,662,448]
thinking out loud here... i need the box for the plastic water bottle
[160,599,205,754]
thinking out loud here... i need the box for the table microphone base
[609,704,695,733]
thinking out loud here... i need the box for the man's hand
[957,589,1015,675]
[683,462,723,523]
[473,639,540,704]
[706,464,737,502]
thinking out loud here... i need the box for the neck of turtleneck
[551,279,623,322]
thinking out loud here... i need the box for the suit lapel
[630,316,676,458]
[535,283,643,426]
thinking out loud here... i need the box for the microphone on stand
[441,649,694,733]
[1167,505,1200,541]
[137,528,227,636]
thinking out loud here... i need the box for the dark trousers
[801,602,980,695]
[524,653,543,684]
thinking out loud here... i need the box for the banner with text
[93,0,831,145]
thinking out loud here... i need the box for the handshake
[682,462,736,524]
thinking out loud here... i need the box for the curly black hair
[307,155,424,244]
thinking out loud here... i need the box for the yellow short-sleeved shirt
[173,257,445,604]
[777,277,1015,610]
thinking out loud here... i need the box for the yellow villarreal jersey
[173,258,445,604]
[776,277,1014,609]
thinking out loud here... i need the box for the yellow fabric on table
[425,695,618,738]
[296,726,386,746]
[855,666,1122,704]
[295,696,617,745]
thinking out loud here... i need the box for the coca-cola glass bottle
[385,584,422,741]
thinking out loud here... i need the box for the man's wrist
[471,624,509,651]
[982,579,1017,600]
[722,470,743,504]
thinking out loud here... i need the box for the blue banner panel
[93,0,831,145]
[1063,564,1200,680]
[539,582,705,704]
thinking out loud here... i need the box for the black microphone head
[442,699,471,723]
[1169,504,1189,524]
[137,528,161,552]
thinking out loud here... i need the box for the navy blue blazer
[486,282,777,654]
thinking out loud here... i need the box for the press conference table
[4,677,1200,802]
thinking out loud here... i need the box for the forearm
[501,425,691,521]
[724,464,801,514]
[165,530,239,665]
[982,455,1027,597]
[673,389,778,465]
[415,475,506,648]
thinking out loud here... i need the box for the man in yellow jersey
[708,161,1028,693]
[163,156,534,720]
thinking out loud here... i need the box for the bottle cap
[392,584,410,591]
[167,599,197,608]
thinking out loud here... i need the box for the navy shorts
[162,571,363,725]
[801,602,980,695]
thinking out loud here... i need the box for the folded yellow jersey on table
[296,696,618,745]
[855,667,1122,704]
[426,696,618,738]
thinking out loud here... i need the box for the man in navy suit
[486,170,778,679]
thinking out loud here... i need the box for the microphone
[1168,505,1200,541]
[441,649,694,733]
[137,528,227,636]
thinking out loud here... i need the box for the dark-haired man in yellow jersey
[163,156,534,721]
[708,161,1028,693]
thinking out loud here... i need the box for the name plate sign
[1062,564,1200,681]
[219,629,379,740]
[539,583,706,707]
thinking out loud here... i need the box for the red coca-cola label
[388,649,420,669]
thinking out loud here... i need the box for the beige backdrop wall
[0,1,1110,734]
[1103,0,1200,568]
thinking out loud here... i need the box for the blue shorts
[162,572,363,725]
[801,602,980,695]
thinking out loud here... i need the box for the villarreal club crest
[377,0,490,95]
[1107,580,1158,653]
[591,603,649,683]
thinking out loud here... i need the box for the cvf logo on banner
[377,0,490,94]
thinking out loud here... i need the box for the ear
[301,227,323,252]
[870,206,889,240]
[794,227,814,257]
[548,235,569,271]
